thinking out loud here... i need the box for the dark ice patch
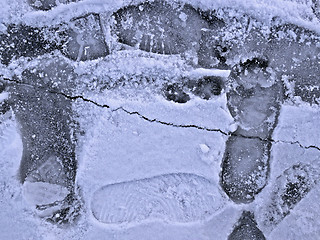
[227,84,282,139]
[267,24,320,73]
[267,24,320,105]
[228,211,266,240]
[111,1,209,55]
[59,13,109,61]
[7,59,81,224]
[8,59,77,185]
[227,57,283,138]
[220,136,271,204]
[20,58,76,94]
[294,83,320,105]
[198,9,270,69]
[0,24,56,65]
[0,99,10,115]
[261,163,319,230]
[234,57,269,74]
[198,30,229,69]
[0,82,10,116]
[11,85,77,185]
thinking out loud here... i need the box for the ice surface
[273,103,320,147]
[77,107,227,195]
[266,24,320,104]
[23,181,69,206]
[198,10,270,69]
[220,57,283,203]
[3,56,80,223]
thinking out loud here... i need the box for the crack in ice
[2,76,320,153]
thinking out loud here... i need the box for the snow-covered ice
[0,0,319,239]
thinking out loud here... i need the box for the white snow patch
[199,143,210,154]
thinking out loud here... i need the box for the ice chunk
[91,173,225,225]
[0,92,8,102]
[23,181,69,206]
[187,68,231,79]
[22,179,81,223]
[111,1,209,55]
[59,13,109,61]
[220,136,271,203]
[228,211,266,240]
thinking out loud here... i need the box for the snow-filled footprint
[91,173,226,225]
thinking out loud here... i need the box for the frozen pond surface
[0,0,320,239]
